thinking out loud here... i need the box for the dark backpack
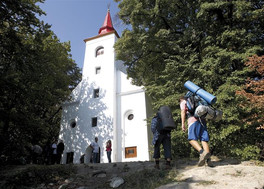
[157,106,176,131]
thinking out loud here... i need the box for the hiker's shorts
[188,120,209,141]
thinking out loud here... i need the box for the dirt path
[72,158,264,189]
[158,160,264,189]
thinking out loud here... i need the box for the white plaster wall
[120,92,150,162]
[82,34,116,80]
[60,79,115,164]
[115,70,150,162]
[123,77,140,92]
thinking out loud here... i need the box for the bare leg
[201,141,210,153]
[201,141,214,167]
[189,140,202,152]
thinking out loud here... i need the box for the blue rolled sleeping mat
[184,81,223,121]
[184,80,217,105]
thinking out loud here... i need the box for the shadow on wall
[60,78,116,163]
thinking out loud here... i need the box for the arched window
[95,46,104,57]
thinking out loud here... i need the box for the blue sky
[38,0,125,70]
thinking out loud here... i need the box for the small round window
[128,114,134,120]
[70,121,76,128]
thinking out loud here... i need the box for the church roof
[84,9,119,42]
[98,9,115,35]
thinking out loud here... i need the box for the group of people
[92,93,213,167]
[32,94,213,167]
[50,139,65,164]
[151,96,214,169]
[89,137,112,163]
[30,139,64,165]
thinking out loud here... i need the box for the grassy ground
[0,161,181,189]
[0,164,77,188]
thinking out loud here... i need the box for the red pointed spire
[98,9,115,35]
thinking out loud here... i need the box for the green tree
[114,0,264,159]
[0,0,81,163]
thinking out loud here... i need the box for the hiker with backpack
[180,96,214,167]
[151,106,176,169]
[180,81,222,167]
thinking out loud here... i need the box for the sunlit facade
[59,10,152,164]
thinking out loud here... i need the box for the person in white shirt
[51,140,57,164]
[90,137,100,163]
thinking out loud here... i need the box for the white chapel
[59,10,153,164]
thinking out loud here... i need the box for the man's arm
[181,109,186,132]
[89,143,94,150]
[151,117,157,133]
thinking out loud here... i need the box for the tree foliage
[236,55,264,130]
[0,0,81,163]
[114,0,264,159]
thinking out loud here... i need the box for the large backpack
[157,106,176,131]
[185,91,208,115]
[185,91,223,121]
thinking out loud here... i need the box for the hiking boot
[197,151,210,167]
[206,158,215,167]
[165,164,171,170]
[154,164,160,169]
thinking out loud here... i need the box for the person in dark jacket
[57,140,64,164]
[151,113,172,169]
